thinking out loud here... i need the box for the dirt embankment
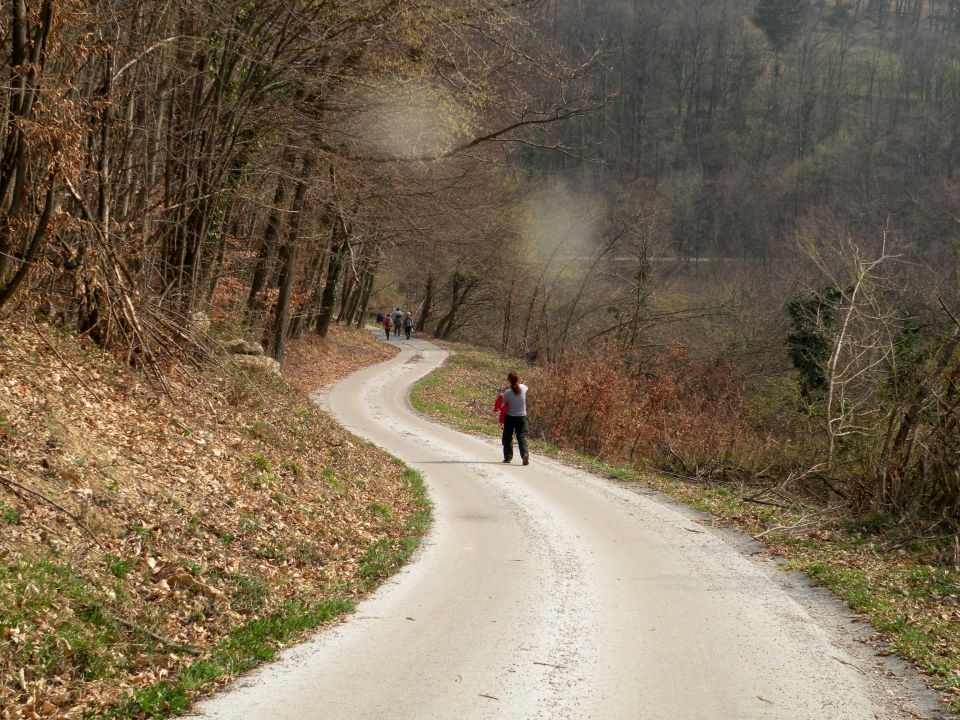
[0,321,413,719]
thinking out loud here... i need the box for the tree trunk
[336,240,355,322]
[502,271,517,352]
[315,209,351,338]
[416,273,434,331]
[270,158,312,363]
[0,0,54,304]
[434,272,476,339]
[246,173,288,320]
[356,268,376,327]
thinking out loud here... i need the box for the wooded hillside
[0,0,590,363]
[0,0,957,583]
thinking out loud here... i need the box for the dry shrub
[530,345,766,477]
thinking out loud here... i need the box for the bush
[530,345,773,478]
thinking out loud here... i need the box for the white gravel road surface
[186,336,946,720]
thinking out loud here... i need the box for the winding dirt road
[187,336,944,720]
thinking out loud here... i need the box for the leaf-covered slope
[0,321,420,718]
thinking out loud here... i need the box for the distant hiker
[500,371,529,465]
[383,314,393,339]
[393,307,404,337]
[376,310,384,325]
[403,313,413,340]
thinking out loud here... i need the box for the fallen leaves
[0,320,419,717]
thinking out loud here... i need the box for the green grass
[100,597,354,719]
[104,555,136,580]
[0,501,21,525]
[793,557,960,694]
[0,560,124,685]
[359,468,431,580]
[368,502,393,520]
[250,454,271,471]
[227,573,270,612]
[410,347,515,439]
[321,466,344,493]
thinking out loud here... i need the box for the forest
[0,0,958,551]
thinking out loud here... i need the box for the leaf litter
[0,321,412,718]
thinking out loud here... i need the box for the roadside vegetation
[411,345,960,712]
[2,0,960,713]
[0,321,428,719]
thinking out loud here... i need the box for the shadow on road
[415,460,506,466]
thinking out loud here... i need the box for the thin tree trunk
[416,273,434,332]
[315,205,353,338]
[336,240,355,322]
[271,158,312,363]
[246,173,288,319]
[0,173,57,305]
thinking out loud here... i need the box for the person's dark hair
[507,371,520,393]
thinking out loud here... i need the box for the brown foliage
[531,345,762,476]
[0,320,417,716]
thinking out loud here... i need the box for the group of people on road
[376,307,413,340]
[373,304,529,465]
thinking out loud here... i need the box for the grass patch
[410,347,515,439]
[0,560,124,686]
[368,502,393,520]
[101,597,354,719]
[250,454,271,472]
[359,467,430,580]
[793,554,960,695]
[105,555,136,580]
[1,501,22,525]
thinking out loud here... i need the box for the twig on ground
[0,473,105,549]
[752,508,836,540]
[103,610,201,656]
[743,495,791,509]
[30,318,99,398]
[882,532,957,552]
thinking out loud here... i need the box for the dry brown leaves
[0,320,411,718]
[283,325,398,395]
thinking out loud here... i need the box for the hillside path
[187,335,943,720]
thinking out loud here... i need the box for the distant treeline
[536,0,960,268]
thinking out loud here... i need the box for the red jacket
[493,393,508,425]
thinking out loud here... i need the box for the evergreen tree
[786,286,842,401]
[752,0,808,52]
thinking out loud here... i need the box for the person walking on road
[383,314,392,339]
[500,371,529,465]
[403,312,413,340]
[392,307,404,338]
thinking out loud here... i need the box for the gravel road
[186,336,948,720]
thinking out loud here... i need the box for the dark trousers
[502,415,528,461]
